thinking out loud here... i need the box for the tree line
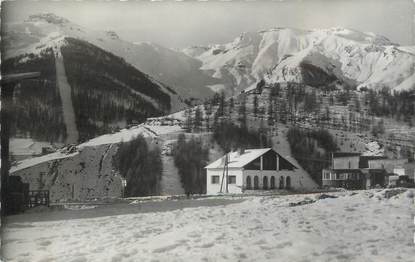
[363,88,414,126]
[287,127,338,185]
[172,134,210,195]
[212,122,270,153]
[112,135,162,197]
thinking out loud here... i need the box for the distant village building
[322,152,412,189]
[145,117,182,126]
[205,148,316,194]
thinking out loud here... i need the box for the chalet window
[323,172,330,180]
[348,161,351,169]
[262,151,277,170]
[279,156,295,170]
[279,176,284,189]
[245,158,261,170]
[211,176,220,184]
[228,176,236,184]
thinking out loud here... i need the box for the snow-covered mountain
[6,13,412,99]
[3,13,212,143]
[3,13,217,100]
[183,28,415,94]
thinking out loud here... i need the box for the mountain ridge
[4,13,217,100]
[183,27,414,94]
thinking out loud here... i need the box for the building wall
[322,180,344,188]
[206,168,243,195]
[333,156,360,169]
[206,168,316,194]
[409,168,415,182]
[368,159,408,172]
[322,169,366,189]
[11,144,124,202]
[243,170,296,189]
[244,168,317,191]
[393,168,405,176]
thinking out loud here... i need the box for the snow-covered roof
[11,124,183,173]
[205,148,272,169]
[79,125,182,148]
[10,138,53,156]
[10,150,79,173]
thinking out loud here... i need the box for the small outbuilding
[205,148,315,195]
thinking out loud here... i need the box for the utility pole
[219,153,229,194]
[1,72,40,216]
[225,153,229,193]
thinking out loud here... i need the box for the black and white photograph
[1,0,415,261]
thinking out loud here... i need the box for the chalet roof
[332,152,361,158]
[205,148,273,169]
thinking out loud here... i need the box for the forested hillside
[3,38,181,143]
[287,127,338,185]
[61,37,173,142]
[2,48,67,143]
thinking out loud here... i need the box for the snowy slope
[184,27,415,93]
[3,13,216,100]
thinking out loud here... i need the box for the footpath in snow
[2,189,415,262]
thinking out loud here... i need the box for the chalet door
[279,176,284,189]
[286,176,291,189]
[263,176,268,189]
[270,176,275,189]
[246,176,251,189]
[254,176,259,189]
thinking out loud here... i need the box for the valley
[3,13,414,202]
[2,4,415,262]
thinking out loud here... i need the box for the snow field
[2,189,414,262]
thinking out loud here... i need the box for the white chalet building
[205,148,315,195]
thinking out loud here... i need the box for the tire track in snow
[55,49,79,144]
[160,154,185,196]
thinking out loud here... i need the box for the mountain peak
[26,13,70,25]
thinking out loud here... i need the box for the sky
[3,0,415,48]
